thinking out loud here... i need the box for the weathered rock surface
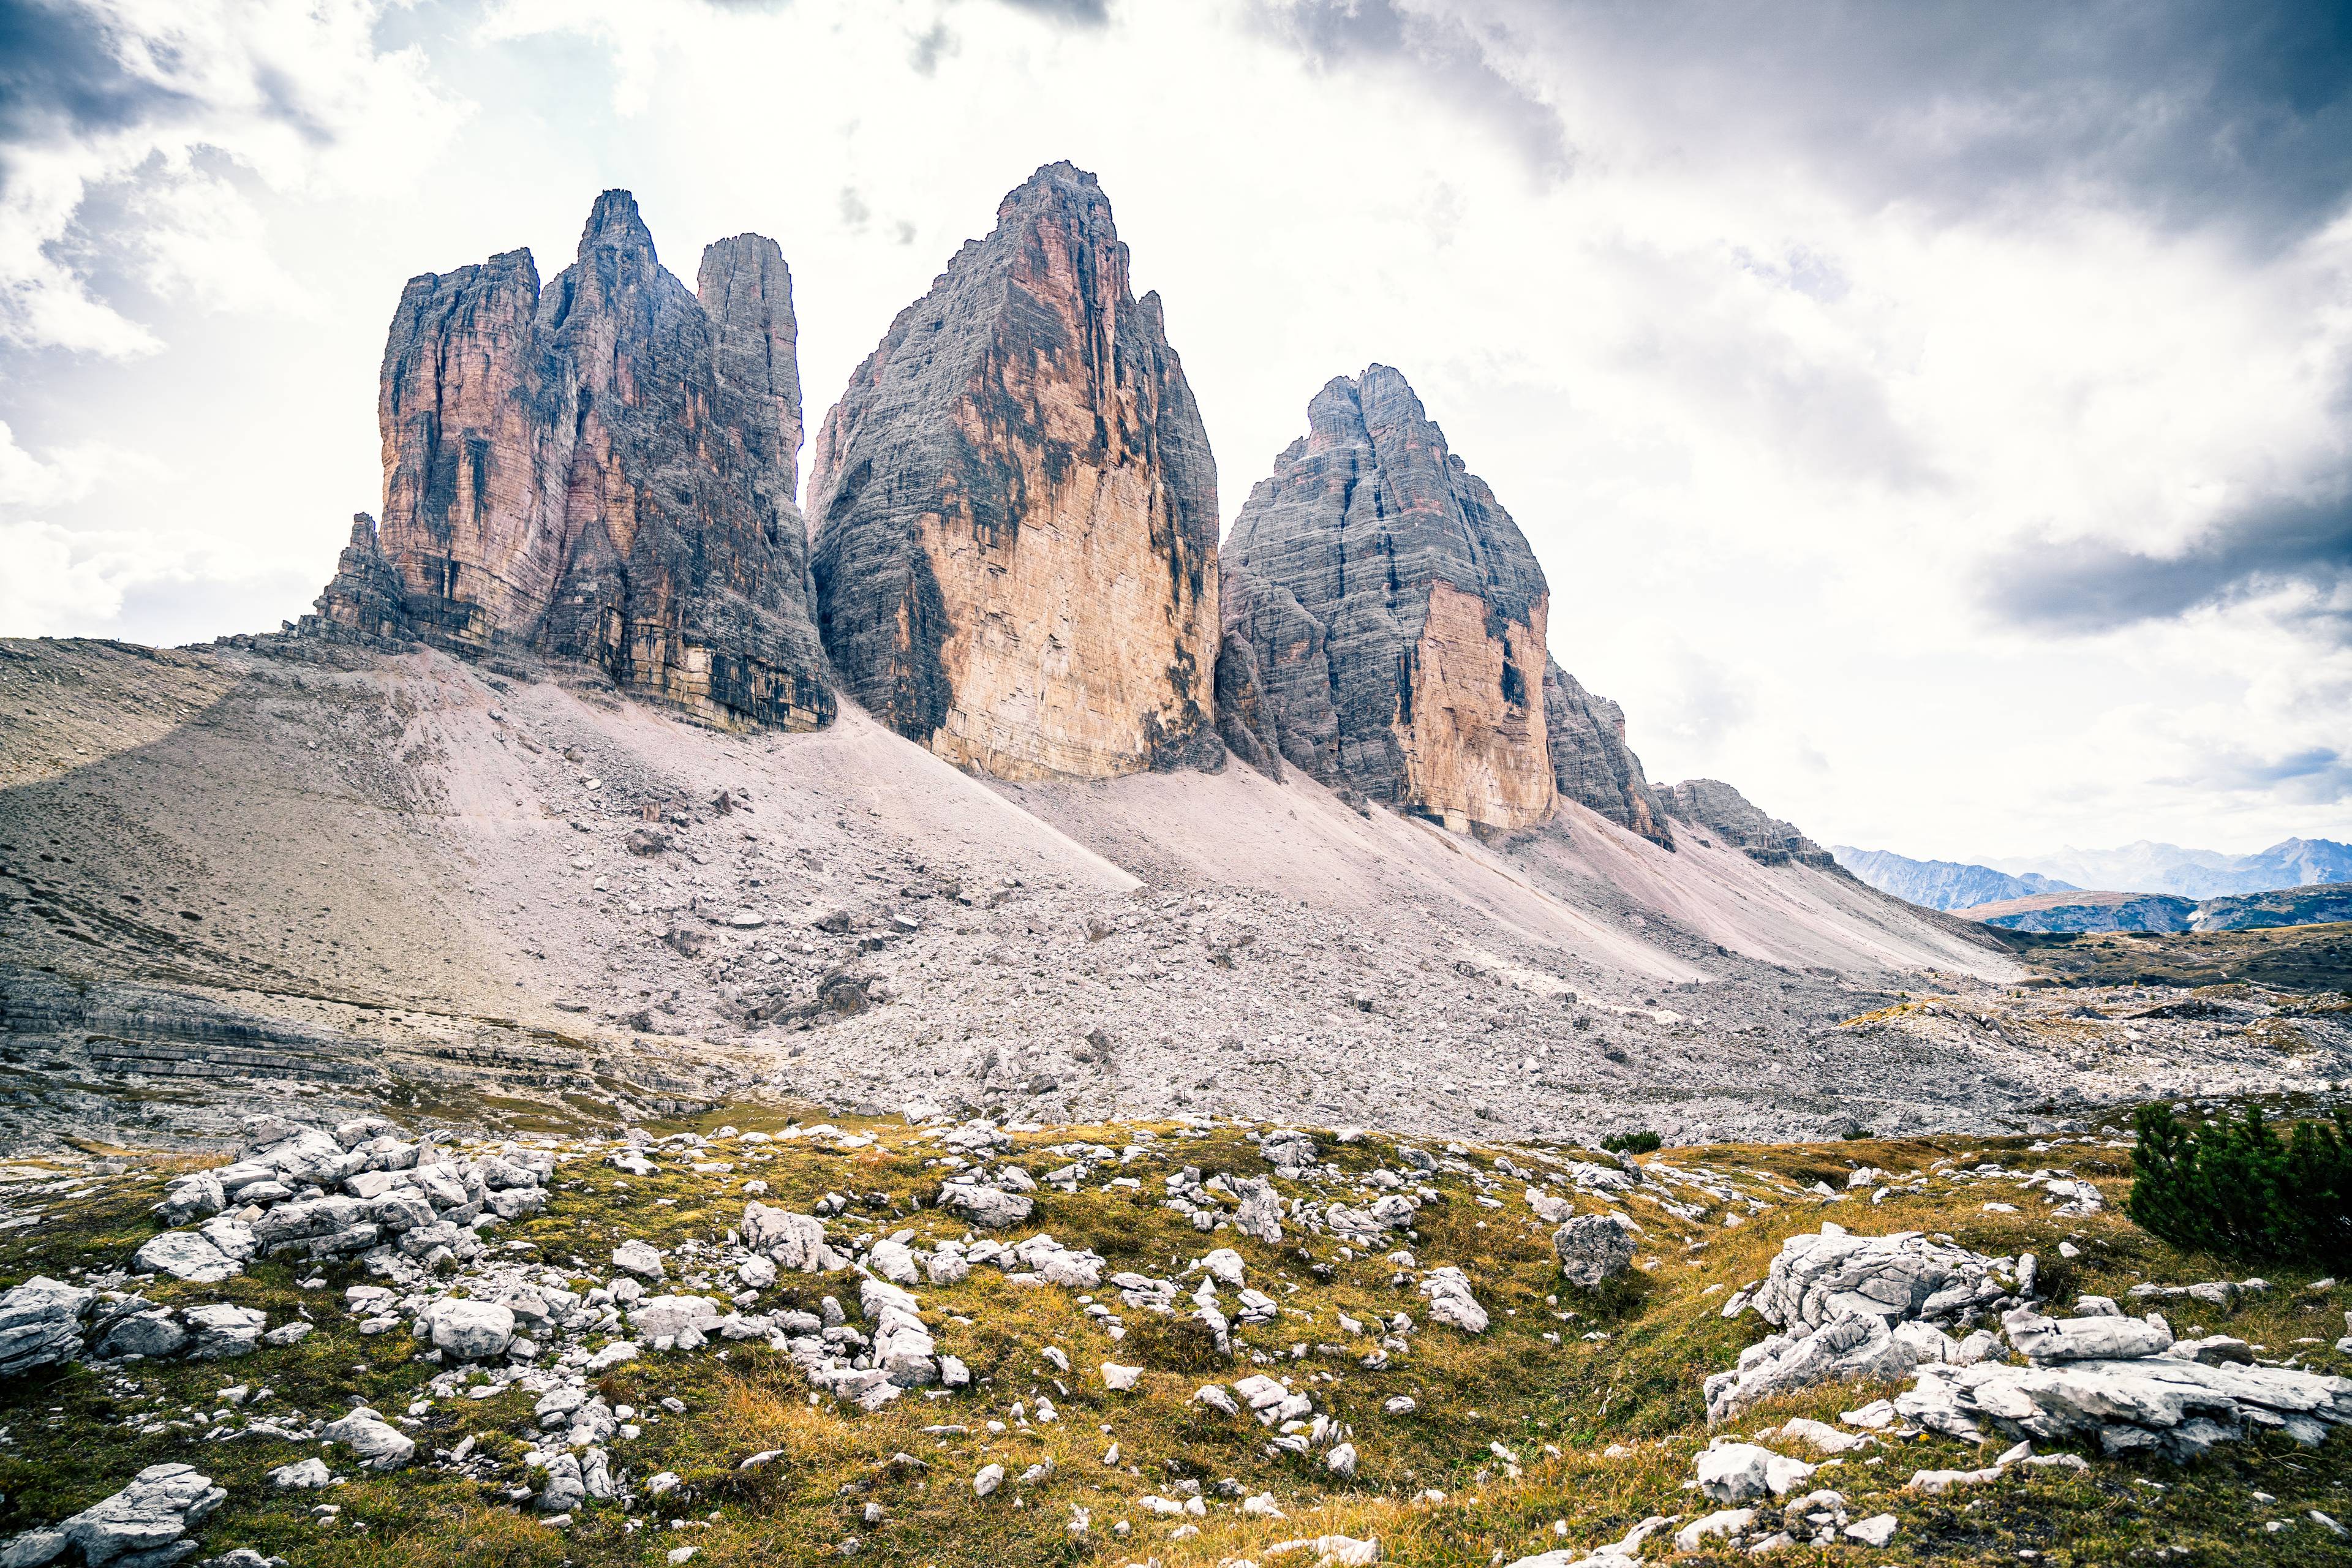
[1900,1343,2352,1462]
[309,192,832,733]
[0,1276,92,1378]
[806,161,1219,780]
[1659,779,1834,867]
[56,1464,224,1567]
[1706,1226,2021,1419]
[417,1298,516,1360]
[1551,1214,1635,1289]
[1751,1227,2014,1335]
[1542,660,1672,846]
[1219,366,1554,834]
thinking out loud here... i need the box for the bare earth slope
[6,638,2338,1151]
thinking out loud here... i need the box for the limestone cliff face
[311,192,832,731]
[1544,658,1673,846]
[804,162,1221,780]
[1219,366,1555,833]
[1660,778,1834,867]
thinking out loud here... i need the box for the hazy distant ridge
[1839,837,2352,907]
[1831,846,2076,911]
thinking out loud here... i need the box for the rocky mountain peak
[1218,365,1555,833]
[698,235,805,497]
[806,162,1219,780]
[1219,364,1673,843]
[307,190,832,732]
[581,187,655,254]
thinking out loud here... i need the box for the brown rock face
[805,162,1220,780]
[1219,366,1555,834]
[309,192,832,731]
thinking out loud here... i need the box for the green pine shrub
[2128,1101,2352,1265]
[1602,1129,1663,1155]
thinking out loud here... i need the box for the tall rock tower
[804,162,1221,779]
[1220,366,1670,843]
[1219,366,1555,833]
[309,192,834,731]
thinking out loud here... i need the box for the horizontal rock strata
[1660,778,1835,866]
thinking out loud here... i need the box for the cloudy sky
[4,0,2349,862]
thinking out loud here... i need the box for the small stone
[1844,1514,1898,1547]
[270,1458,331,1490]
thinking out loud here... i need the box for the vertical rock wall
[311,192,832,732]
[804,162,1221,780]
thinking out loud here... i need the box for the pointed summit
[806,162,1219,780]
[1219,366,1670,842]
[1219,366,1555,834]
[581,188,656,253]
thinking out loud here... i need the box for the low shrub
[1601,1130,1662,1155]
[2128,1101,2352,1265]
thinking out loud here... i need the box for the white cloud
[0,0,467,356]
[0,518,145,630]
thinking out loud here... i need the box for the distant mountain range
[1985,839,2352,899]
[1829,848,2078,912]
[1836,837,2352,908]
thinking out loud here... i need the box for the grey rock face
[418,1298,515,1361]
[130,1231,239,1284]
[93,1310,187,1361]
[0,1276,92,1378]
[322,1408,416,1467]
[1706,1310,1926,1422]
[308,192,833,733]
[1900,1350,2352,1462]
[2005,1307,2173,1363]
[1552,1214,1636,1289]
[938,1181,1034,1229]
[1752,1227,2012,1334]
[807,162,1220,781]
[1704,1225,2022,1420]
[1220,366,1555,833]
[59,1464,225,1567]
[1659,779,1834,867]
[183,1304,265,1361]
[741,1203,842,1272]
[1542,659,1672,846]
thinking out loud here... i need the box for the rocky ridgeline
[288,164,1821,856]
[1658,778,1836,867]
[307,192,832,732]
[806,162,1221,781]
